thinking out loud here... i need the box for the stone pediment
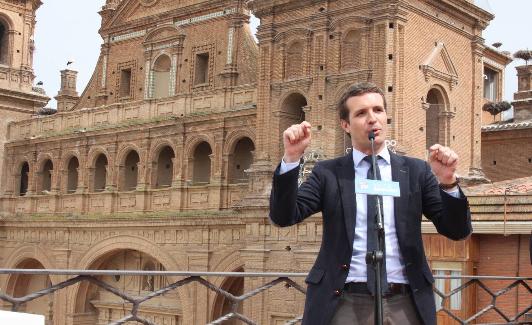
[143,24,186,46]
[420,42,458,88]
[106,0,184,28]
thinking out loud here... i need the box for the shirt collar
[351,146,391,168]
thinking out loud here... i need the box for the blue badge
[354,178,401,197]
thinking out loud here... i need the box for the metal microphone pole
[365,130,385,325]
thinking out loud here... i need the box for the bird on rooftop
[67,60,73,66]
[36,81,43,86]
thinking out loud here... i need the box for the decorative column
[136,161,147,190]
[185,249,210,325]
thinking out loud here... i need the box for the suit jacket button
[341,264,349,270]
[334,289,342,296]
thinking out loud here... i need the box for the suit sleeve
[420,161,472,240]
[269,163,323,227]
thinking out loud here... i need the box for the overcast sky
[33,0,530,109]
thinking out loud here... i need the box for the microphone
[368,130,375,141]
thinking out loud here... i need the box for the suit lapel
[336,154,356,245]
[391,152,409,242]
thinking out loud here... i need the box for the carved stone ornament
[140,0,158,7]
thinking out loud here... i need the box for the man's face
[340,92,388,155]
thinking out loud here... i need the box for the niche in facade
[122,151,140,191]
[192,142,212,185]
[341,30,362,71]
[67,157,79,193]
[286,41,303,79]
[229,138,254,184]
[425,88,446,149]
[94,154,108,192]
[280,93,307,135]
[40,160,53,193]
[0,19,8,65]
[194,52,209,85]
[212,267,244,324]
[153,55,171,99]
[119,68,132,98]
[155,146,175,188]
[19,162,29,196]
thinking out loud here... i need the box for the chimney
[512,65,532,122]
[55,69,79,112]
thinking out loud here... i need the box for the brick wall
[482,128,532,182]
[476,234,532,323]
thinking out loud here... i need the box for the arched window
[341,30,362,71]
[425,89,445,149]
[211,267,244,324]
[67,157,79,193]
[122,151,140,191]
[19,162,29,196]
[229,138,254,184]
[93,154,108,192]
[155,146,175,188]
[192,142,212,185]
[286,42,303,79]
[40,160,53,193]
[279,93,307,161]
[0,20,9,65]
[152,55,171,99]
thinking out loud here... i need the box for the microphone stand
[365,130,385,325]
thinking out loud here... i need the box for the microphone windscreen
[368,130,375,140]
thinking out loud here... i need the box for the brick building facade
[0,0,530,324]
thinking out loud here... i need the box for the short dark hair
[337,82,387,121]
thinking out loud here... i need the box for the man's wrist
[439,177,459,190]
[282,154,302,164]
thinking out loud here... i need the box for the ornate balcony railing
[0,269,530,325]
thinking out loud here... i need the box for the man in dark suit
[269,82,472,324]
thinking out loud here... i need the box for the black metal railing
[0,269,530,325]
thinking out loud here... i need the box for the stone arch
[149,139,178,188]
[60,151,82,171]
[72,235,185,281]
[4,258,53,318]
[14,159,30,196]
[143,24,185,45]
[0,13,13,65]
[87,150,110,192]
[279,91,308,130]
[2,245,58,319]
[66,156,80,193]
[209,250,245,324]
[68,235,187,323]
[285,40,304,79]
[116,143,143,166]
[223,129,255,156]
[153,145,175,188]
[184,135,214,160]
[36,156,54,193]
[3,244,57,280]
[152,53,172,98]
[274,92,309,160]
[226,136,255,184]
[191,141,213,185]
[341,29,364,71]
[87,146,111,168]
[122,150,140,191]
[425,85,451,149]
[35,152,54,171]
[149,139,178,163]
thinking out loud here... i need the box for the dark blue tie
[363,155,388,295]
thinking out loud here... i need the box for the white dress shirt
[279,147,459,285]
